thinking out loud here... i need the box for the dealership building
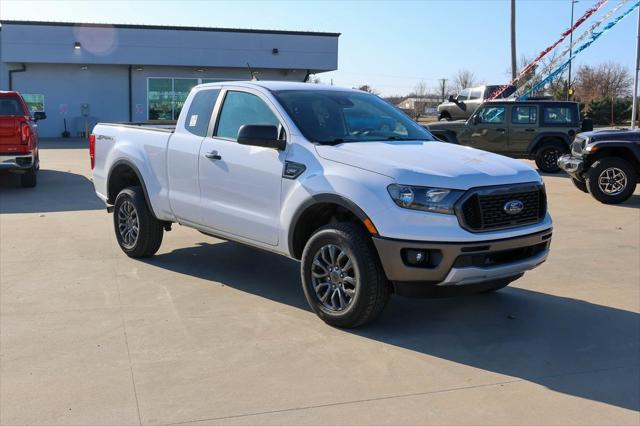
[0,20,339,137]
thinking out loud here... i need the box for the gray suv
[438,85,516,121]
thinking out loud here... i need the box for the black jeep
[558,129,640,204]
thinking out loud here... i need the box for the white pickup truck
[91,81,552,327]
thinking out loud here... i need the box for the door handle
[495,128,506,133]
[205,150,222,160]
[525,128,536,132]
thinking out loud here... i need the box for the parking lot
[0,139,638,425]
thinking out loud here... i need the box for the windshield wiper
[384,136,432,141]
[318,138,356,145]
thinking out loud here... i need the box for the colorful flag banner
[488,0,609,100]
[525,0,631,91]
[519,0,640,100]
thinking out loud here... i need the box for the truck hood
[315,141,541,190]
[425,120,468,132]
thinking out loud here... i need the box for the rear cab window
[184,89,221,137]
[215,91,280,141]
[0,97,25,116]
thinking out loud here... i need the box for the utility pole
[439,79,448,102]
[632,6,640,129]
[510,0,517,80]
[567,0,578,100]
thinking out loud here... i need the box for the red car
[0,91,46,187]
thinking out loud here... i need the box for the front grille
[457,184,546,232]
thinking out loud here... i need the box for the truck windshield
[273,90,436,144]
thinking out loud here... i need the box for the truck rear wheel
[20,167,37,188]
[301,222,390,328]
[113,186,163,258]
[586,157,637,204]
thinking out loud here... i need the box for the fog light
[405,249,429,266]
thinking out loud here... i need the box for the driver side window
[216,91,280,140]
[477,106,505,124]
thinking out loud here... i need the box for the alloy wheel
[598,167,627,195]
[310,244,357,311]
[542,148,560,170]
[117,200,139,249]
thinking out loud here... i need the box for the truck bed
[98,122,176,132]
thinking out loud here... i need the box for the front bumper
[557,154,584,178]
[372,228,552,297]
[0,154,34,171]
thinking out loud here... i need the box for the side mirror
[581,118,593,132]
[448,95,456,103]
[33,111,46,121]
[237,124,285,150]
[472,115,481,125]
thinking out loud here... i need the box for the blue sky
[1,0,635,95]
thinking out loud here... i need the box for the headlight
[387,184,463,214]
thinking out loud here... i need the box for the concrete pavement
[1,139,638,425]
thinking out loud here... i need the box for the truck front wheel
[301,222,390,328]
[586,157,637,204]
[113,186,164,258]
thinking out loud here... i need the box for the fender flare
[527,132,571,154]
[106,159,158,218]
[287,193,369,259]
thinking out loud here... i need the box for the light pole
[632,6,640,129]
[567,0,578,100]
[511,0,517,80]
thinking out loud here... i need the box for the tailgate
[0,117,24,146]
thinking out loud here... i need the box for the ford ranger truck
[91,82,553,328]
[0,91,46,187]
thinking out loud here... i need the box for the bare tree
[574,62,632,104]
[452,70,477,93]
[413,80,429,98]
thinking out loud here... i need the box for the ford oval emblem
[503,200,524,215]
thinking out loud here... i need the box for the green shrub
[583,97,632,125]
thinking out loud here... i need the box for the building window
[22,94,45,113]
[148,78,230,121]
[148,78,173,120]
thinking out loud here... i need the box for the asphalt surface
[1,139,639,425]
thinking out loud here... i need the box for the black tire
[571,177,588,193]
[439,112,452,121]
[20,167,37,188]
[113,186,164,258]
[301,222,390,328]
[535,141,567,173]
[586,157,637,204]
